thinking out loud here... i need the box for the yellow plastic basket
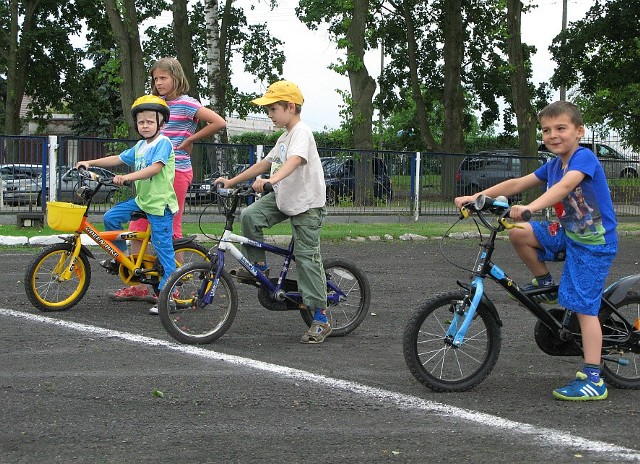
[47,201,86,232]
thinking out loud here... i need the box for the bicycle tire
[24,242,92,312]
[158,261,238,344]
[403,290,502,392]
[600,293,640,389]
[170,242,210,307]
[173,241,209,265]
[299,257,371,336]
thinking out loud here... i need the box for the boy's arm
[121,162,163,183]
[526,170,585,212]
[254,155,304,190]
[215,159,271,188]
[76,154,123,170]
[454,173,542,208]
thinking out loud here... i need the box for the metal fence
[1,134,639,219]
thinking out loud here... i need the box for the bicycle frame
[64,216,155,280]
[205,186,346,308]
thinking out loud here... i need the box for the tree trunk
[402,0,438,152]
[103,0,146,138]
[506,0,537,155]
[4,0,38,135]
[205,0,226,145]
[441,0,466,197]
[347,0,376,205]
[172,0,199,100]
[506,0,538,202]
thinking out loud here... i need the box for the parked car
[187,164,251,205]
[539,142,640,179]
[52,166,120,204]
[0,169,42,206]
[455,150,549,196]
[322,156,393,205]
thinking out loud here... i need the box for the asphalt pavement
[1,238,640,463]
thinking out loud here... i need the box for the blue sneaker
[553,372,608,401]
[523,278,558,304]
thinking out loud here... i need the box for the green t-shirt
[119,135,178,216]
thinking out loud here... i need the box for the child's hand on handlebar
[509,205,531,222]
[252,178,271,193]
[454,195,477,209]
[213,177,231,189]
[112,174,129,186]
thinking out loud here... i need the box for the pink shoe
[110,286,156,303]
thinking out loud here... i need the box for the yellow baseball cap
[251,80,304,106]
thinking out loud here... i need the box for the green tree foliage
[0,0,84,134]
[550,0,640,150]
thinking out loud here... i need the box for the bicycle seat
[130,211,147,221]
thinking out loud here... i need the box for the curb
[2,229,639,248]
[0,231,495,247]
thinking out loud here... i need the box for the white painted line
[3,307,640,461]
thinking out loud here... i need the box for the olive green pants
[239,193,327,309]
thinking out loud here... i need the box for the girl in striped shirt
[111,57,226,308]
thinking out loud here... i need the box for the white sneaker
[149,298,176,315]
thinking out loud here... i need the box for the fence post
[48,135,58,203]
[414,151,421,221]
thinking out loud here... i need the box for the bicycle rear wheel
[24,243,91,312]
[158,261,237,344]
[299,258,371,336]
[600,293,640,389]
[403,290,501,392]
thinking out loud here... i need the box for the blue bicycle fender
[456,281,503,327]
[603,274,640,305]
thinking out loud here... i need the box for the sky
[233,0,597,132]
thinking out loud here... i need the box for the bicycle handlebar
[77,166,130,187]
[216,182,273,197]
[460,194,531,230]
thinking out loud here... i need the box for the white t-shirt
[265,121,326,216]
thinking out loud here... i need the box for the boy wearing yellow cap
[214,80,330,344]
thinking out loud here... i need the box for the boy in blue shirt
[455,101,617,400]
[77,95,179,314]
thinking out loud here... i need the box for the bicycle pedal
[99,259,119,274]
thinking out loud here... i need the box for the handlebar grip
[263,182,274,193]
[522,209,532,222]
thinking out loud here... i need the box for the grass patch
[3,220,639,243]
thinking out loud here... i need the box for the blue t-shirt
[534,146,617,245]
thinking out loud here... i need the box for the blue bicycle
[403,195,640,392]
[157,184,371,344]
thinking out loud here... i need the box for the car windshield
[321,158,343,176]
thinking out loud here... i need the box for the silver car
[1,170,42,206]
[539,142,640,179]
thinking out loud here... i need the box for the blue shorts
[531,221,617,315]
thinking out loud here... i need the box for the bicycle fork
[446,276,484,347]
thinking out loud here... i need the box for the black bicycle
[403,194,640,392]
[157,184,371,344]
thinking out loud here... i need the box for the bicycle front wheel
[403,290,501,392]
[158,261,238,344]
[24,243,91,312]
[601,293,640,389]
[299,258,371,337]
